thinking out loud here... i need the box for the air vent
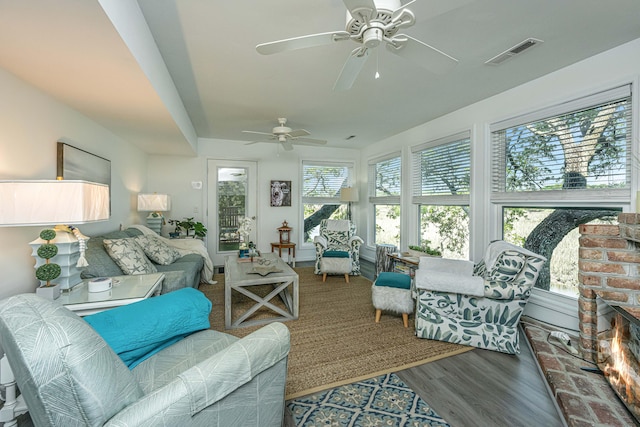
[485,38,543,65]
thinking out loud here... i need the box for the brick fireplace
[578,213,640,422]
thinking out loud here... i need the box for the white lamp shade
[340,187,359,203]
[137,193,171,212]
[0,180,110,226]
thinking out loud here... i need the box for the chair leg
[344,273,349,283]
[322,273,327,282]
[402,313,409,328]
[375,309,382,323]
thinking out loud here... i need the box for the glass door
[207,160,257,266]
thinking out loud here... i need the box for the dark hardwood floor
[289,259,565,427]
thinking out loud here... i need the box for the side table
[57,272,165,316]
[270,242,296,267]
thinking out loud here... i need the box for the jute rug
[200,267,472,400]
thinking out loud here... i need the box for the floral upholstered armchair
[414,241,547,354]
[313,219,364,276]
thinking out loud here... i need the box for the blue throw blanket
[84,287,212,369]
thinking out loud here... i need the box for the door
[207,160,257,266]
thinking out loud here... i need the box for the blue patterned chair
[0,294,290,427]
[313,219,364,279]
[414,241,547,354]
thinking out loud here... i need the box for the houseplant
[407,241,442,257]
[35,229,62,300]
[168,217,207,239]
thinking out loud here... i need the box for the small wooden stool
[372,272,413,328]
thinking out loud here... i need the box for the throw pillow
[486,251,525,282]
[133,235,181,265]
[103,238,157,275]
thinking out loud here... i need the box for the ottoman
[320,251,352,283]
[372,272,413,328]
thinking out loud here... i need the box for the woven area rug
[200,267,472,399]
[287,373,450,427]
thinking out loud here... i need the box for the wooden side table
[270,242,296,267]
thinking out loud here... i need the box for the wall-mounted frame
[270,180,291,207]
[57,142,111,214]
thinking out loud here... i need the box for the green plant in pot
[168,217,207,239]
[408,240,442,257]
[35,229,62,300]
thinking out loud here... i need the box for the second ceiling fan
[256,0,458,91]
[243,118,327,151]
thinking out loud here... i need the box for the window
[491,85,632,295]
[302,161,354,243]
[411,132,471,259]
[368,154,401,247]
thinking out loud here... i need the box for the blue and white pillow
[103,238,157,275]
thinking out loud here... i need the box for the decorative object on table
[406,240,442,257]
[87,277,113,293]
[168,217,207,239]
[270,180,291,206]
[237,216,255,249]
[137,193,170,235]
[287,373,451,427]
[34,229,62,300]
[340,186,358,221]
[277,220,292,243]
[0,180,109,291]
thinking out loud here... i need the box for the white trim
[525,288,579,332]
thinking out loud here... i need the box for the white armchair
[313,219,364,278]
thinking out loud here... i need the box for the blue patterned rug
[287,373,450,426]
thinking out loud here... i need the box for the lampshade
[0,180,110,226]
[340,187,359,203]
[137,193,171,212]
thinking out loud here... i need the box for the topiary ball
[39,229,56,242]
[36,263,61,282]
[37,244,58,260]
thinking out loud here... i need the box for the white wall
[0,68,148,299]
[147,139,360,265]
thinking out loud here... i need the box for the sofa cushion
[103,238,157,275]
[155,254,204,291]
[133,235,181,265]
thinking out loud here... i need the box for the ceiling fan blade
[244,140,269,146]
[288,129,311,138]
[256,31,351,55]
[343,0,377,21]
[242,130,274,137]
[293,137,327,145]
[391,0,416,21]
[282,141,294,151]
[333,47,370,91]
[386,35,458,74]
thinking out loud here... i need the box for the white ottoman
[372,272,413,328]
[320,256,352,283]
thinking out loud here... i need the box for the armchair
[0,294,290,426]
[313,219,364,277]
[414,241,546,354]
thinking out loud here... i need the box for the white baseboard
[524,288,579,332]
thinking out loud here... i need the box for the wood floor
[287,259,565,427]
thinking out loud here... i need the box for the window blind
[368,153,401,203]
[302,161,353,203]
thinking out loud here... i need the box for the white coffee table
[57,273,165,316]
[224,252,299,329]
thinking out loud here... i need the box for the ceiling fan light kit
[256,0,457,91]
[242,118,327,151]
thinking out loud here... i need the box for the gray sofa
[81,228,204,294]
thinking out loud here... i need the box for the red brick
[578,287,597,299]
[597,291,630,303]
[589,401,634,426]
[578,248,603,260]
[617,213,640,224]
[606,250,640,263]
[556,391,591,422]
[606,277,640,290]
[578,261,626,274]
[622,306,640,320]
[579,337,597,351]
[579,236,628,249]
[579,224,620,235]
[579,324,598,338]
[578,274,601,287]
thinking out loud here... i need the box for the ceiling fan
[256,0,458,91]
[242,118,327,151]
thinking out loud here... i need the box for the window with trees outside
[491,85,632,296]
[411,131,471,259]
[302,161,354,243]
[368,153,401,247]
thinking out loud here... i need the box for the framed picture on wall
[270,180,291,207]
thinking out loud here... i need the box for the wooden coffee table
[224,252,299,329]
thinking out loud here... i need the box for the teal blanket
[84,287,211,369]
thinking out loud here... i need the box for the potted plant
[168,217,207,239]
[406,241,442,257]
[35,229,62,300]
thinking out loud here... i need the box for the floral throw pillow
[133,235,181,265]
[486,251,526,282]
[103,238,157,275]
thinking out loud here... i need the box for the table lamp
[0,180,110,292]
[340,187,359,222]
[137,193,170,234]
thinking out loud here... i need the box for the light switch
[191,181,203,190]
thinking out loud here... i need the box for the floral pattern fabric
[314,219,364,276]
[415,244,546,354]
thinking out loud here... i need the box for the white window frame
[368,152,401,248]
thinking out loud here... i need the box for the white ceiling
[1,0,640,155]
